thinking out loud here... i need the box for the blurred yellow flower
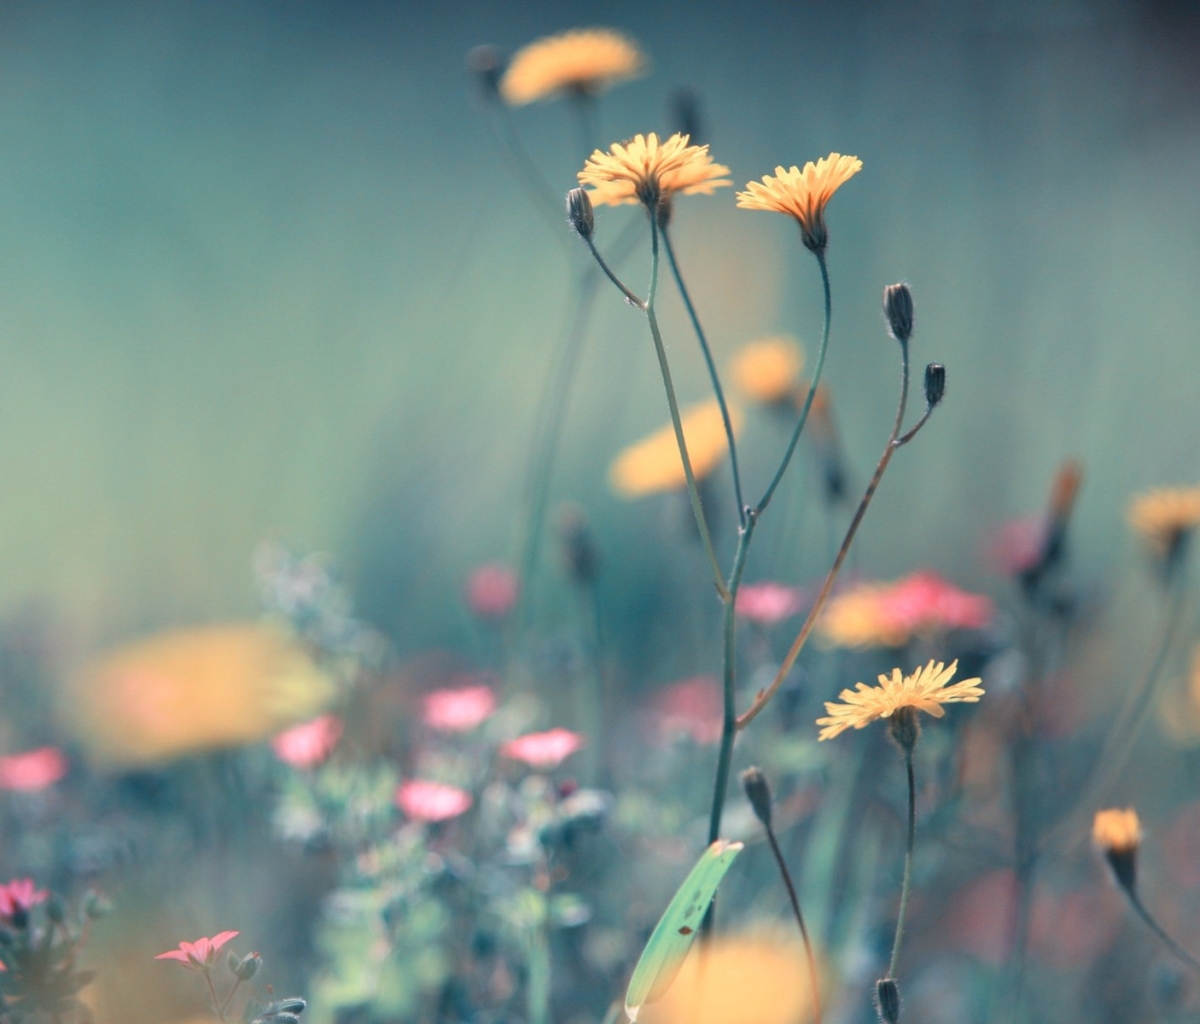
[816,660,984,741]
[68,624,334,765]
[1092,807,1141,855]
[1128,486,1200,555]
[737,153,862,252]
[640,931,820,1024]
[579,132,731,208]
[500,28,646,106]
[610,400,743,498]
[729,336,804,404]
[817,583,897,647]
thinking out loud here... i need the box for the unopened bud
[236,952,263,980]
[45,895,67,925]
[556,504,600,586]
[923,363,945,408]
[83,891,111,920]
[740,767,773,829]
[875,978,901,1023]
[271,1015,301,1024]
[566,188,594,239]
[274,998,307,1015]
[883,283,914,343]
[466,46,504,100]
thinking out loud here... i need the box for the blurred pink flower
[500,728,585,770]
[271,714,342,769]
[985,516,1047,577]
[155,930,240,970]
[649,677,722,744]
[0,879,47,919]
[879,571,994,634]
[0,747,68,792]
[423,684,497,732]
[465,564,519,619]
[396,780,473,822]
[735,582,805,625]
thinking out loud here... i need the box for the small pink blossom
[465,564,519,619]
[154,930,240,971]
[0,879,48,919]
[272,714,343,769]
[879,571,994,634]
[500,728,585,770]
[649,677,722,744]
[396,780,473,822]
[0,747,68,792]
[423,683,497,732]
[735,582,805,625]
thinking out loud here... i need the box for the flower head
[730,336,804,404]
[1093,807,1141,891]
[500,728,585,770]
[422,683,497,732]
[0,879,48,920]
[737,153,862,252]
[735,582,806,626]
[396,780,473,823]
[155,931,240,971]
[609,399,743,498]
[500,28,646,106]
[579,132,731,209]
[0,747,68,792]
[271,714,342,770]
[1128,487,1200,559]
[648,676,722,745]
[816,660,984,741]
[465,564,519,619]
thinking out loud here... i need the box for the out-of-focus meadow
[0,0,1199,1022]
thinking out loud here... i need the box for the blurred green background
[0,0,1196,658]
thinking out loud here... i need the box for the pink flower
[0,747,68,791]
[985,516,1047,577]
[396,780,473,822]
[0,879,48,919]
[500,728,585,770]
[735,582,805,625]
[878,571,993,634]
[154,930,240,970]
[423,683,497,732]
[465,564,519,619]
[271,714,343,769]
[649,677,722,744]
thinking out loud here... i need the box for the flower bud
[83,890,111,920]
[466,46,504,100]
[274,998,307,1015]
[556,504,600,586]
[875,978,901,1023]
[45,895,67,925]
[235,952,263,980]
[883,283,914,343]
[566,188,594,240]
[740,767,773,829]
[1093,808,1141,893]
[923,363,945,408]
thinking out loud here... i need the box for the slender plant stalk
[764,823,823,1024]
[662,224,746,524]
[887,747,917,980]
[1127,889,1200,974]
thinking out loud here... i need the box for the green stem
[203,968,225,1022]
[765,824,823,1024]
[887,747,916,980]
[756,248,832,515]
[645,217,729,601]
[1127,888,1200,975]
[662,224,746,524]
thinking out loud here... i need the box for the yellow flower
[499,28,646,106]
[816,660,984,741]
[67,624,335,765]
[609,399,743,498]
[579,132,731,209]
[1092,808,1141,855]
[1128,486,1200,555]
[729,336,804,404]
[736,153,863,252]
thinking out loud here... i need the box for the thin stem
[887,747,916,980]
[477,98,565,238]
[645,217,729,601]
[765,823,823,1024]
[1127,888,1200,975]
[738,339,916,730]
[219,977,243,1017]
[584,234,646,309]
[203,968,225,1022]
[662,224,746,524]
[571,91,598,160]
[756,248,832,515]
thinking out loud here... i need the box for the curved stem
[887,747,917,980]
[756,249,832,515]
[765,824,823,1024]
[645,217,729,601]
[738,340,915,730]
[584,234,646,309]
[1127,889,1200,975]
[662,225,746,524]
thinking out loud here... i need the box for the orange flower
[1093,808,1141,855]
[579,132,731,209]
[729,336,804,404]
[737,153,862,252]
[609,399,743,498]
[1128,487,1200,556]
[500,28,645,106]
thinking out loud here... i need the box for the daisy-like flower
[578,132,731,209]
[500,728,585,770]
[396,780,473,823]
[155,930,240,971]
[1094,807,1141,891]
[500,28,646,106]
[816,660,984,741]
[609,399,743,498]
[729,336,805,405]
[737,153,863,252]
[1128,487,1200,558]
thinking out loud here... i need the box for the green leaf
[624,840,744,1021]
